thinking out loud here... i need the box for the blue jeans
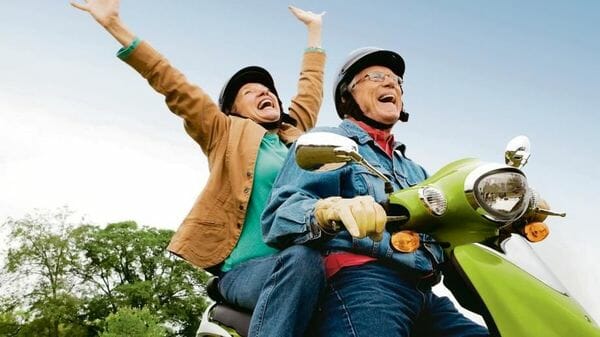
[218,245,326,337]
[316,262,489,337]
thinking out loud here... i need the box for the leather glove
[314,196,386,241]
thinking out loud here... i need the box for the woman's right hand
[71,0,134,47]
[71,0,120,28]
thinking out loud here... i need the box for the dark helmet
[218,66,284,115]
[333,47,406,121]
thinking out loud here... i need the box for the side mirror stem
[352,154,394,193]
[534,208,566,218]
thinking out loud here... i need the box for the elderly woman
[71,1,326,336]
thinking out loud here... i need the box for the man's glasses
[350,71,403,89]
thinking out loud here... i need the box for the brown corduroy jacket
[122,41,325,270]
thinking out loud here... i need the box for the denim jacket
[262,120,444,276]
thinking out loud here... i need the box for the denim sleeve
[421,165,430,179]
[262,143,343,249]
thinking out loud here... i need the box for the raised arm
[71,0,228,155]
[287,5,326,132]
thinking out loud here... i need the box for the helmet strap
[259,119,282,130]
[355,112,395,130]
[226,112,296,130]
[226,97,296,130]
[343,94,408,130]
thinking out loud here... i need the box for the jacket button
[237,222,242,229]
[246,171,252,178]
[239,204,245,210]
[244,187,250,194]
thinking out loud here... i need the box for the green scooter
[292,132,600,337]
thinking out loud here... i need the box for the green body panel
[388,158,499,249]
[454,244,600,337]
[389,158,600,335]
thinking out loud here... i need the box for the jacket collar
[339,119,407,157]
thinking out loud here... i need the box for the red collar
[350,118,395,157]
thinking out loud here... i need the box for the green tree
[99,307,166,337]
[1,208,87,337]
[1,211,209,337]
[73,221,209,336]
[0,310,21,337]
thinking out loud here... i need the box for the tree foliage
[1,208,85,337]
[0,209,209,337]
[99,307,166,337]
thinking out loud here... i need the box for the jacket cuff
[292,207,335,245]
[118,41,163,78]
[301,49,326,72]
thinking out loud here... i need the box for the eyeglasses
[350,71,403,89]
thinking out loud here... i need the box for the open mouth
[378,94,396,104]
[258,99,274,110]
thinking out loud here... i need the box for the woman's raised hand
[70,0,134,47]
[289,5,325,48]
[71,0,120,27]
[289,5,325,28]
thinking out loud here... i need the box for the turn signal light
[391,230,420,252]
[522,222,549,242]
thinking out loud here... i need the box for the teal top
[221,133,288,272]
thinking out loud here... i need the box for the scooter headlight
[474,170,530,221]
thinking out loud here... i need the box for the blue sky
[1,0,599,323]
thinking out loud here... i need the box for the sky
[1,0,599,325]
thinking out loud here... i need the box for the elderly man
[262,48,489,337]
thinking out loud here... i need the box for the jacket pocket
[351,167,388,203]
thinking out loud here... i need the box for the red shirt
[323,119,395,278]
[351,118,395,157]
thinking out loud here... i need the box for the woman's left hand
[289,5,325,28]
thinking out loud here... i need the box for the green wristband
[117,37,141,60]
[305,47,325,54]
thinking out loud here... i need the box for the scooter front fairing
[452,236,600,337]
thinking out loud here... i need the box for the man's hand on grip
[314,196,386,241]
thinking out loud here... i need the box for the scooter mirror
[295,132,360,172]
[505,135,531,169]
[295,132,395,193]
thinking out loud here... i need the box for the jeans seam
[250,254,282,337]
[417,283,427,316]
[218,271,239,303]
[330,283,358,337]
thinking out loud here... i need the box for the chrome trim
[196,302,233,337]
[464,164,528,223]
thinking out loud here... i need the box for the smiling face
[350,65,404,126]
[231,83,281,123]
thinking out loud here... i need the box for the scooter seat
[211,303,251,337]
